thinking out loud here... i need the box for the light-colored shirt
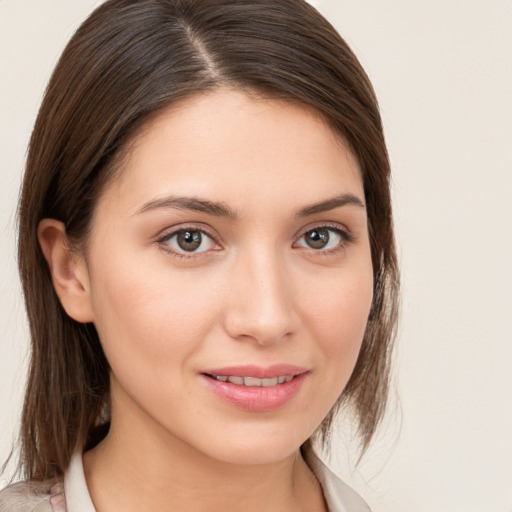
[0,447,370,512]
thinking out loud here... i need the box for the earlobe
[37,219,95,323]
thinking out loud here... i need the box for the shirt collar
[302,444,371,512]
[64,453,96,512]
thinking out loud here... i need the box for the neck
[83,414,325,512]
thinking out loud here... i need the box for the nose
[223,249,299,346]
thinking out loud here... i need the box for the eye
[295,226,350,251]
[161,228,218,256]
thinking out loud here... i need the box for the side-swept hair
[15,0,399,480]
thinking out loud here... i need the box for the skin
[39,88,374,512]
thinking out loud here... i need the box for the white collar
[64,453,96,512]
[302,445,371,512]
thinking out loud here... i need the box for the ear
[38,219,95,323]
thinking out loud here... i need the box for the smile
[201,365,308,412]
[207,375,294,386]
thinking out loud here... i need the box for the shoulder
[0,480,66,512]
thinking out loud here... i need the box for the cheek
[87,254,220,377]
[87,260,226,428]
[301,260,373,379]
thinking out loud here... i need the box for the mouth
[200,365,308,412]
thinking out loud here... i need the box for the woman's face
[81,89,373,465]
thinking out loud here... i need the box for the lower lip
[201,373,308,412]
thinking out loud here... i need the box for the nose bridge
[224,242,298,345]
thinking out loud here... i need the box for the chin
[193,424,313,466]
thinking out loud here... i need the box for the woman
[0,0,399,510]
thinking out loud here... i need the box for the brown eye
[163,229,217,255]
[295,226,348,251]
[304,228,330,249]
[177,230,202,251]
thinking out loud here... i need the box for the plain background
[0,1,511,511]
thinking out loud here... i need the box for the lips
[200,365,308,412]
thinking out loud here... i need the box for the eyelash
[156,223,354,260]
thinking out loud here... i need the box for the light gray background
[1,1,511,511]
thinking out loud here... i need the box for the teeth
[244,376,262,386]
[213,375,294,386]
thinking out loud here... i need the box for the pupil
[307,228,329,249]
[178,230,201,251]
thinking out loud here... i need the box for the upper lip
[201,364,308,379]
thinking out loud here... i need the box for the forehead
[100,88,364,216]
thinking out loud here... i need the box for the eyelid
[155,222,219,241]
[294,221,353,240]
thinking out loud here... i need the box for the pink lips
[200,364,308,412]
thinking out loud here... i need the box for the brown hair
[14,0,399,480]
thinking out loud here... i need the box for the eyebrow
[296,193,365,217]
[135,192,365,218]
[135,195,237,219]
